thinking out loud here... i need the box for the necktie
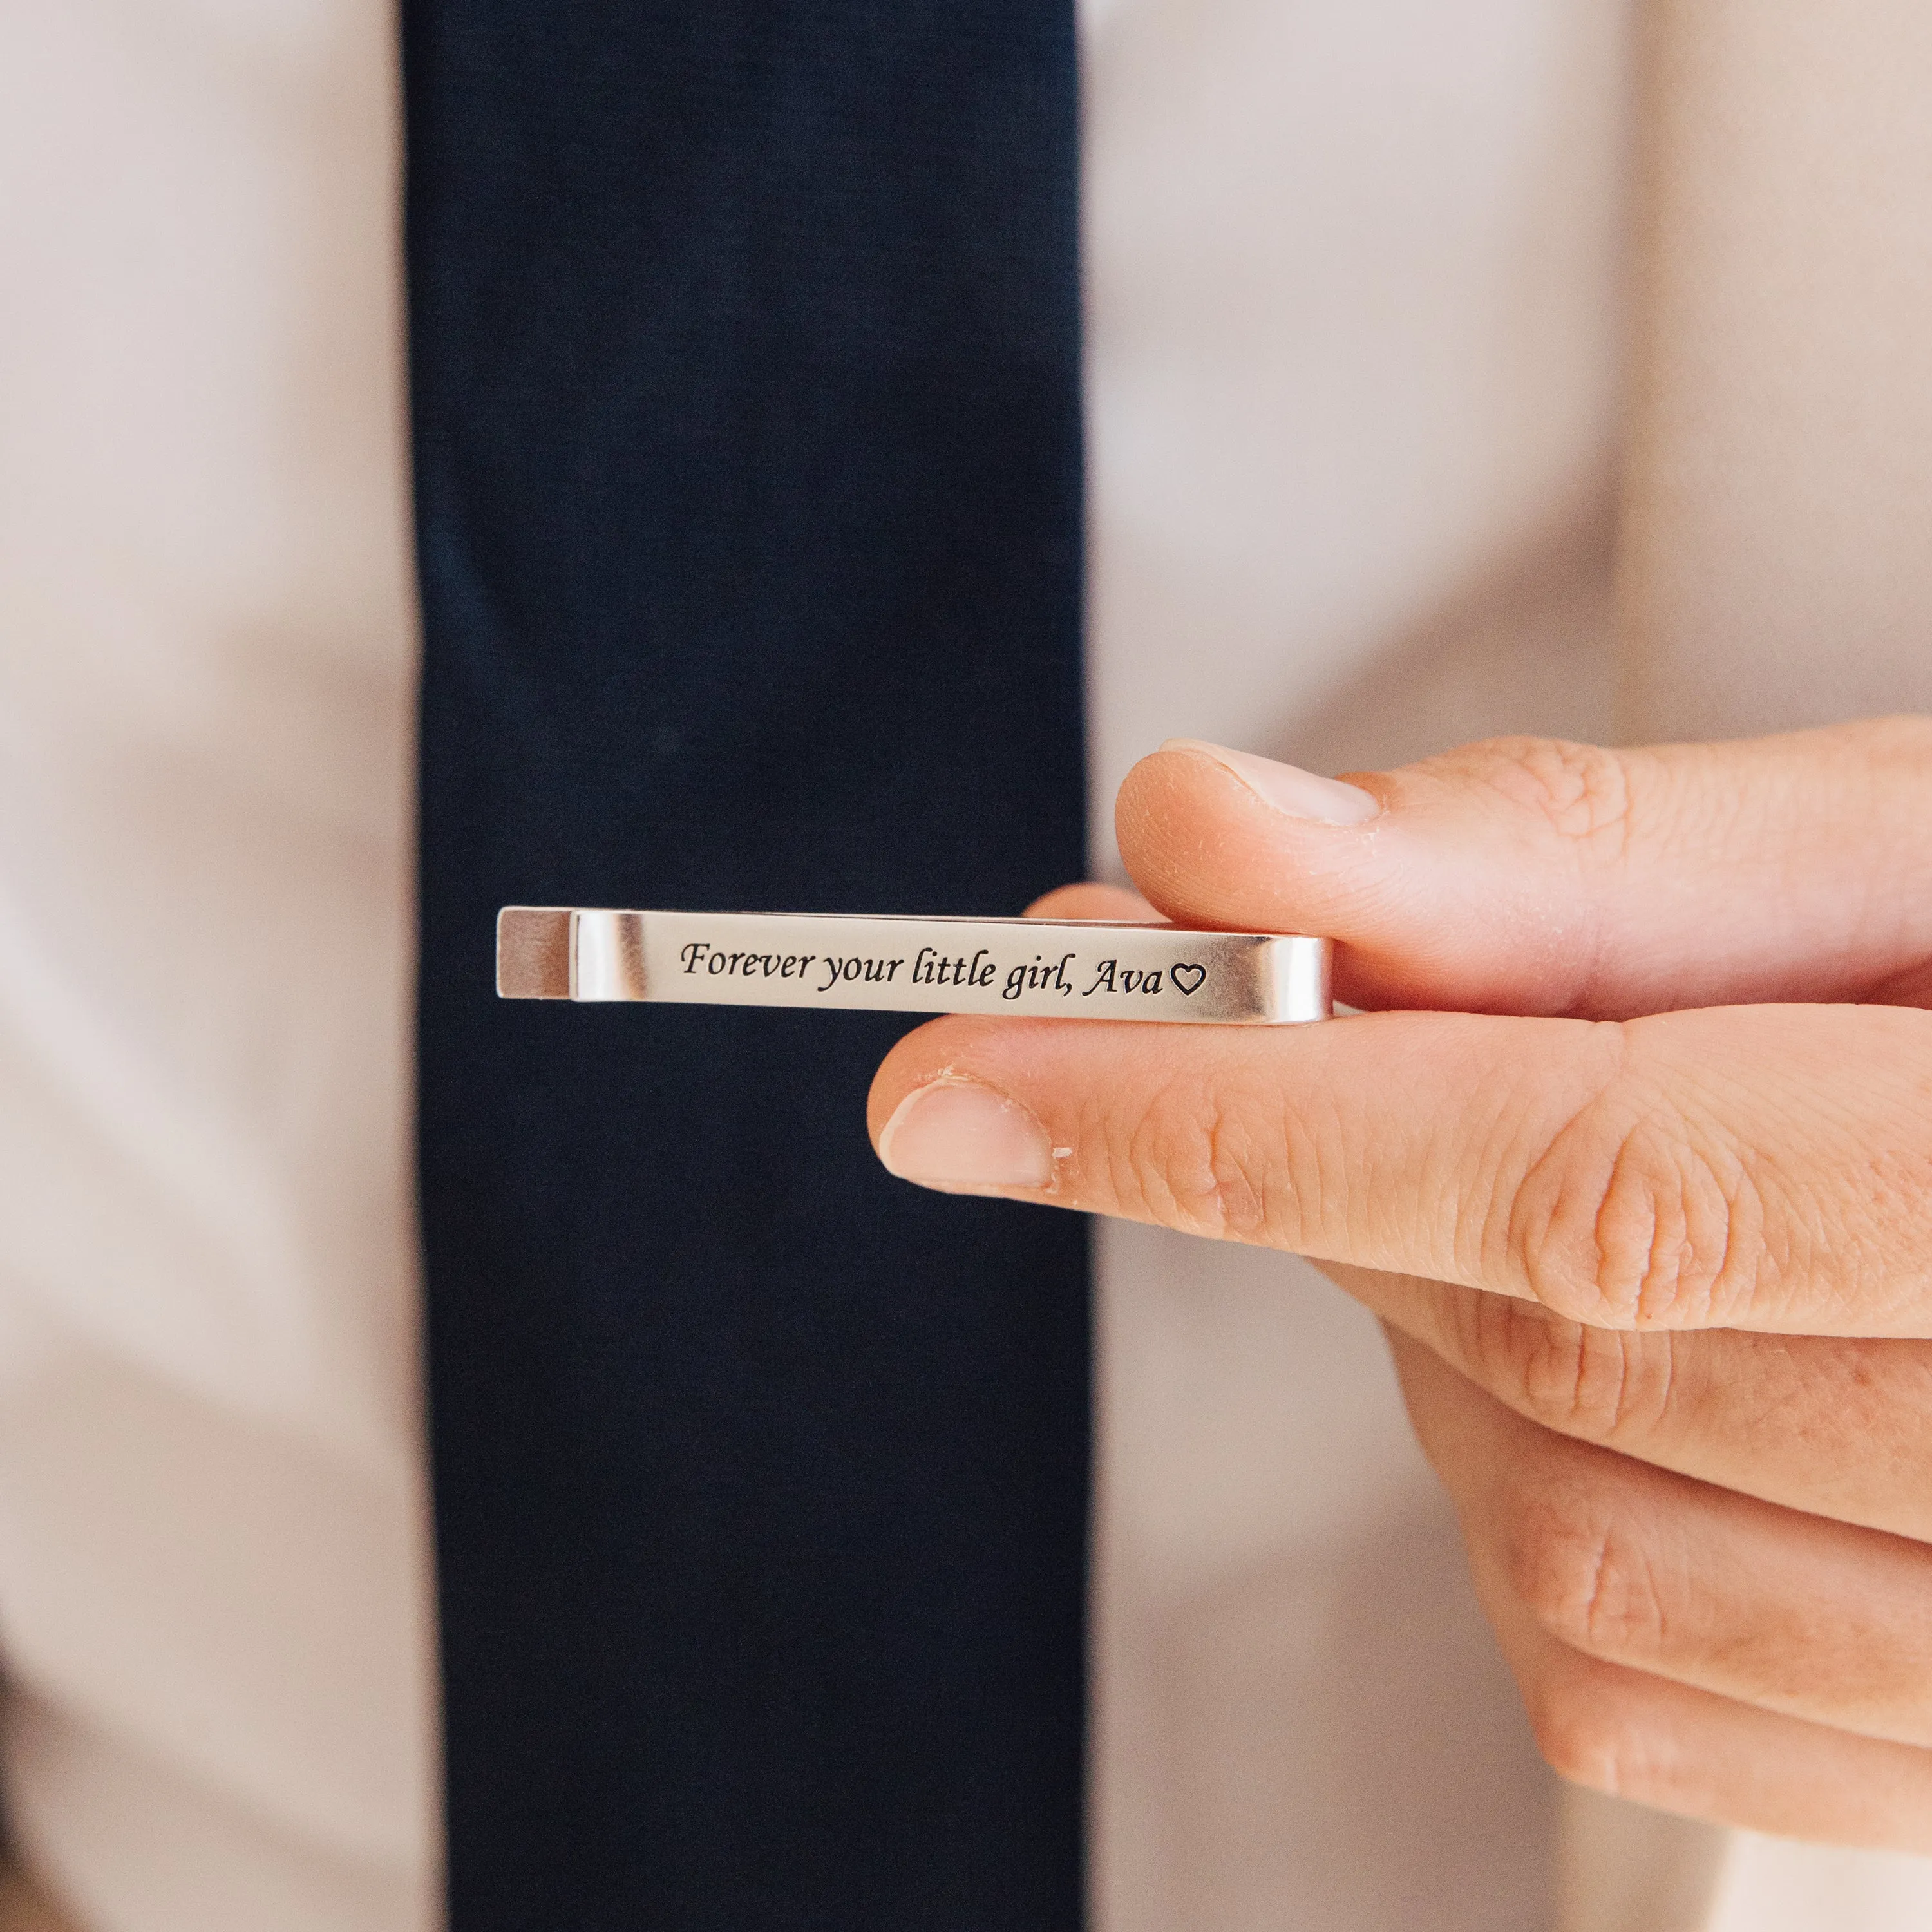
[404,3,1090,1926]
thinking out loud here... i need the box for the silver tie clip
[497,907,1331,1024]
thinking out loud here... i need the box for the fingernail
[1161,739,1380,825]
[877,1077,1056,1190]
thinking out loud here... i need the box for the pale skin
[866,715,1932,1850]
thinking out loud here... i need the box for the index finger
[867,1001,1932,1336]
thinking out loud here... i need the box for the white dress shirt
[2,1,430,1927]
[5,1,1929,1927]
[1081,2,1624,1925]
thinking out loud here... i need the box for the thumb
[1116,718,1932,1019]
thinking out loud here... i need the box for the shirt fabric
[3,0,1929,1927]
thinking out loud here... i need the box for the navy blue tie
[404,3,1090,1925]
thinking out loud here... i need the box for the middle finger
[1391,1336,1932,1751]
[1331,1260,1932,1544]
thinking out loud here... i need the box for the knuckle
[1524,1658,1666,1800]
[1499,1479,1669,1664]
[1511,1081,1759,1328]
[1525,1671,1618,1792]
[1453,737,1640,860]
[1106,1074,1279,1244]
[1459,1296,1679,1446]
[1406,739,1649,1013]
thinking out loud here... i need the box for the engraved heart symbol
[1170,962,1206,996]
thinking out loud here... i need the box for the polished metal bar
[497,907,1331,1023]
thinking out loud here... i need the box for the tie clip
[497,907,1331,1024]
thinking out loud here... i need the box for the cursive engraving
[681,942,817,980]
[1081,959,1165,998]
[816,954,906,991]
[674,934,1215,1006]
[1001,952,1077,1001]
[910,945,998,989]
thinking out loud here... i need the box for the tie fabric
[403,3,1090,1926]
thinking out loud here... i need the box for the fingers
[1392,1338,1932,1746]
[1490,1598,1932,1852]
[1115,717,1932,1018]
[1330,1263,1932,1542]
[1023,881,1158,922]
[869,999,1932,1335]
[1388,1337,1932,1848]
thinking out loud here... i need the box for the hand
[867,718,1932,1850]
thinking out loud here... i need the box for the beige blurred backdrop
[1083,1,1932,1928]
